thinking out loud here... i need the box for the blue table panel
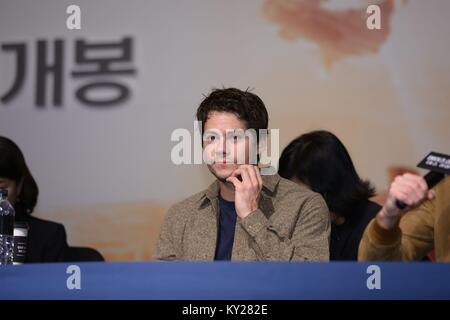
[1,262,449,300]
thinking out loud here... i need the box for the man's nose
[215,138,230,158]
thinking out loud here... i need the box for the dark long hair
[0,136,38,216]
[278,130,375,220]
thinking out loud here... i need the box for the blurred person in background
[0,136,68,262]
[279,130,380,260]
[0,136,103,262]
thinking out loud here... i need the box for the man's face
[203,111,256,182]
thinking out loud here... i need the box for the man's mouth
[214,159,234,164]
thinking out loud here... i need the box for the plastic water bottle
[0,189,15,265]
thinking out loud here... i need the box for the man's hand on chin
[226,165,263,219]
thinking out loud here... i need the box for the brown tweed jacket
[155,174,330,261]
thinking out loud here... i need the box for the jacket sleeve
[239,193,330,261]
[358,199,435,261]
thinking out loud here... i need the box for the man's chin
[209,163,237,181]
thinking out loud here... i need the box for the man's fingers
[239,166,253,187]
[390,188,413,206]
[393,174,428,204]
[403,173,428,193]
[230,168,242,177]
[244,165,259,187]
[229,165,262,192]
[395,180,423,204]
[390,180,433,212]
[226,176,241,189]
[254,165,263,189]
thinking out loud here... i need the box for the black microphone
[395,152,449,209]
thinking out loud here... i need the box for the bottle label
[13,236,27,264]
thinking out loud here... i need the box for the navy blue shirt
[214,196,237,261]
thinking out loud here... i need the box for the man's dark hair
[196,88,269,134]
[278,130,375,220]
[0,136,39,216]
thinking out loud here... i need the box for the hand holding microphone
[378,151,449,230]
[395,171,444,209]
[378,173,435,230]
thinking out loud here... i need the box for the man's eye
[232,134,244,142]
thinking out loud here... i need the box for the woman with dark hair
[0,136,69,262]
[278,130,380,260]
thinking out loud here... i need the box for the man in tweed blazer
[156,88,330,261]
